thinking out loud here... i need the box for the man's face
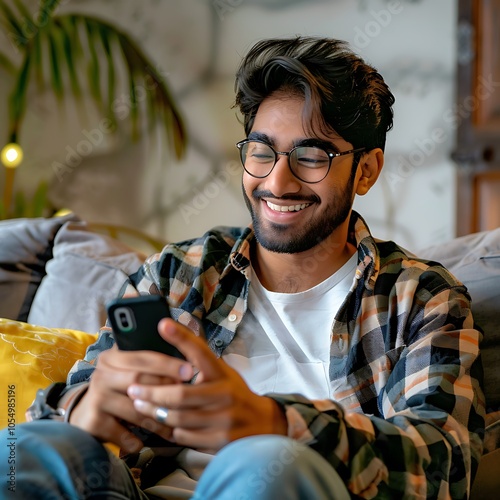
[242,94,359,254]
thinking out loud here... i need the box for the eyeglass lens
[240,141,330,183]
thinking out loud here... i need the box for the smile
[266,201,311,212]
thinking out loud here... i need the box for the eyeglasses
[236,139,366,184]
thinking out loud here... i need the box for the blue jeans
[0,421,350,499]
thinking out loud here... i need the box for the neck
[252,229,357,293]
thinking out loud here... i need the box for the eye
[294,147,329,168]
[247,143,274,163]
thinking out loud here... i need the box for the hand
[69,344,194,454]
[127,318,288,453]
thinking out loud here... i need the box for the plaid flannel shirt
[65,211,485,498]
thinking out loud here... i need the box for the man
[0,36,484,499]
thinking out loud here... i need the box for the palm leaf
[117,33,140,139]
[83,18,102,104]
[0,0,26,49]
[97,22,116,123]
[47,27,64,99]
[12,0,35,37]
[13,189,25,218]
[32,25,44,89]
[127,60,140,140]
[2,0,187,159]
[8,48,32,141]
[57,17,81,98]
[31,180,49,217]
[116,30,187,157]
[37,0,61,26]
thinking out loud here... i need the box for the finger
[101,416,173,454]
[101,347,192,383]
[133,398,230,430]
[80,387,174,449]
[94,358,175,398]
[126,413,174,445]
[73,359,175,446]
[127,379,231,410]
[71,387,144,453]
[158,319,227,381]
[133,399,169,424]
[96,351,174,389]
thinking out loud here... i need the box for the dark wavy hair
[234,36,395,152]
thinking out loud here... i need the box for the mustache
[252,189,320,204]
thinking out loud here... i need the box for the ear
[355,148,384,196]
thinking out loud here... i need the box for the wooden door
[455,0,500,234]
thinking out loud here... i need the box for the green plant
[0,0,187,217]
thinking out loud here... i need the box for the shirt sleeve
[268,283,485,499]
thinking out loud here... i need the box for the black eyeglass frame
[235,139,366,184]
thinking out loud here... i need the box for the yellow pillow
[0,318,97,429]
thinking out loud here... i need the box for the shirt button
[215,339,224,348]
[228,314,237,322]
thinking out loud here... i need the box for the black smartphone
[107,295,185,360]
[106,295,185,448]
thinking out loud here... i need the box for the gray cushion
[27,220,146,334]
[0,213,79,321]
[418,228,500,412]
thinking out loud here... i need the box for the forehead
[251,94,346,145]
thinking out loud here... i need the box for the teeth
[266,201,310,212]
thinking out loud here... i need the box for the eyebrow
[298,138,340,153]
[246,131,340,153]
[247,131,273,144]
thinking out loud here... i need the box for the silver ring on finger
[154,406,169,424]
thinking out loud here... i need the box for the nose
[264,154,301,197]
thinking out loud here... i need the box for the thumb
[158,318,226,381]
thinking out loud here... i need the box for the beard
[242,174,355,254]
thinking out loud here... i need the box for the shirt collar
[224,210,380,289]
[348,210,380,291]
[219,226,253,281]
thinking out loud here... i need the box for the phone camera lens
[119,311,130,328]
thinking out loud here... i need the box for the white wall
[0,0,458,252]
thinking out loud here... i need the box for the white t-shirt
[223,253,357,399]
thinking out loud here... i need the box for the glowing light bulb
[1,143,24,168]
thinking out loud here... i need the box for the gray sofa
[0,214,499,497]
[417,228,500,498]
